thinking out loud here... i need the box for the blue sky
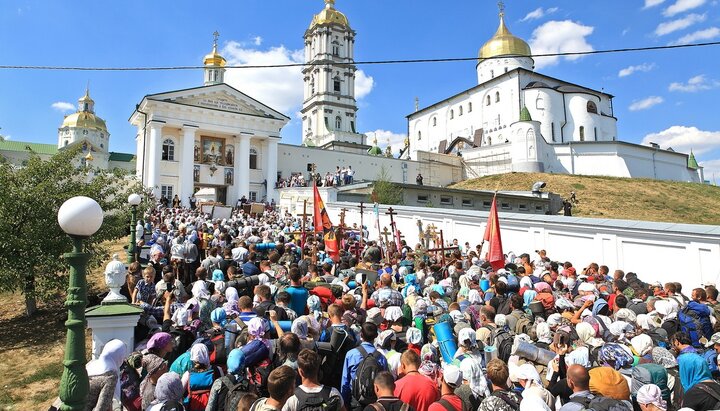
[1,0,720,177]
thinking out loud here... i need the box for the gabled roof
[0,140,58,155]
[130,83,290,122]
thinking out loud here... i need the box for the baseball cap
[705,332,720,348]
[442,364,463,388]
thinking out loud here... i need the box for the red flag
[312,182,332,233]
[483,194,505,271]
[312,182,339,260]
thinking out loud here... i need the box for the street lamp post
[127,193,142,264]
[57,196,104,411]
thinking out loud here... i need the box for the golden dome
[204,31,226,67]
[478,13,531,60]
[309,0,350,29]
[62,112,108,132]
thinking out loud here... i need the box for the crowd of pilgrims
[65,204,720,411]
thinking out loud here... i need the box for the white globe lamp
[58,196,104,237]
[128,193,142,206]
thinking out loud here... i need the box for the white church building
[407,7,703,183]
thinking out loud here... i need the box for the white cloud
[669,74,720,91]
[670,27,720,44]
[253,36,263,46]
[355,70,375,99]
[642,125,720,154]
[1,135,11,141]
[644,0,666,8]
[655,13,706,36]
[629,96,664,111]
[363,129,407,155]
[520,7,559,22]
[529,20,594,69]
[51,101,75,112]
[663,0,707,16]
[618,63,656,77]
[222,41,374,115]
[699,159,720,181]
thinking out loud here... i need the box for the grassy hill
[451,173,720,225]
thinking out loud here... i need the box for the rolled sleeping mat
[348,281,357,289]
[484,345,498,364]
[480,279,490,292]
[255,242,277,252]
[433,321,458,363]
[512,338,556,365]
[277,320,292,332]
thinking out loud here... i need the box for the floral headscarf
[460,356,490,398]
[419,344,440,382]
[598,343,634,370]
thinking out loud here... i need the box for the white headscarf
[536,322,552,344]
[631,334,654,356]
[637,384,667,410]
[468,290,482,305]
[86,339,127,401]
[190,343,210,367]
[460,356,490,398]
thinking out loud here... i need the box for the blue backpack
[506,274,520,292]
[704,350,719,375]
[679,306,708,348]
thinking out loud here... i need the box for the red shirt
[394,372,439,411]
[427,395,463,411]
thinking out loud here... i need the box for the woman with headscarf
[79,339,127,411]
[419,343,441,385]
[637,384,667,411]
[631,334,655,364]
[677,351,720,410]
[206,349,250,411]
[146,372,185,411]
[139,354,168,410]
[516,363,555,410]
[405,327,423,355]
[181,343,223,410]
[375,330,402,378]
[241,317,271,368]
[576,322,604,350]
[535,322,553,350]
[291,316,318,351]
[455,355,489,411]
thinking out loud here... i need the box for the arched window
[486,95,491,106]
[490,70,494,78]
[418,131,422,140]
[468,102,473,112]
[308,117,312,130]
[432,117,437,127]
[249,147,258,169]
[579,126,585,142]
[587,101,598,114]
[495,92,500,103]
[459,106,463,116]
[162,138,175,161]
[450,110,454,120]
[335,116,342,130]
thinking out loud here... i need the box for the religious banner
[483,193,504,270]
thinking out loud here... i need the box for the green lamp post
[127,193,142,264]
[57,196,104,411]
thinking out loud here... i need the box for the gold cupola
[61,88,108,132]
[309,0,350,30]
[204,31,226,67]
[478,5,531,60]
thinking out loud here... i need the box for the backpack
[571,395,629,411]
[185,368,220,411]
[678,306,706,348]
[295,385,341,411]
[351,345,384,406]
[119,359,143,411]
[487,325,514,362]
[369,403,410,411]
[506,275,520,293]
[491,390,520,410]
[320,325,355,388]
[249,358,274,398]
[536,292,555,312]
[159,400,185,411]
[646,329,669,349]
[593,315,616,342]
[205,328,227,365]
[222,374,255,411]
[497,296,512,316]
[704,349,719,375]
[510,311,532,335]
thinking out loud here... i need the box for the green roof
[367,145,382,156]
[520,105,533,122]
[0,140,58,155]
[109,152,136,162]
[688,151,699,169]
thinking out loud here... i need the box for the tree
[0,146,147,316]
[370,165,403,205]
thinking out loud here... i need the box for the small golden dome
[204,31,226,67]
[309,0,350,29]
[62,112,108,132]
[479,12,531,60]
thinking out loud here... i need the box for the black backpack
[320,326,355,388]
[221,374,255,411]
[497,296,513,316]
[571,394,630,411]
[159,400,186,411]
[351,346,384,407]
[487,325,514,362]
[295,385,341,411]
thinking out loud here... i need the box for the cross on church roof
[213,31,220,47]
[498,1,505,17]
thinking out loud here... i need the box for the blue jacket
[340,342,388,405]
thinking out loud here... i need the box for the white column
[265,138,278,203]
[146,122,163,198]
[135,125,144,179]
[237,135,250,201]
[180,126,196,207]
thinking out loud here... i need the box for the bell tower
[301,0,367,152]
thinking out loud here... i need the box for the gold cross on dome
[498,1,505,16]
[213,31,220,47]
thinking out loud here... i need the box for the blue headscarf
[211,307,227,327]
[212,269,224,281]
[523,290,537,309]
[678,352,713,391]
[592,298,608,316]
